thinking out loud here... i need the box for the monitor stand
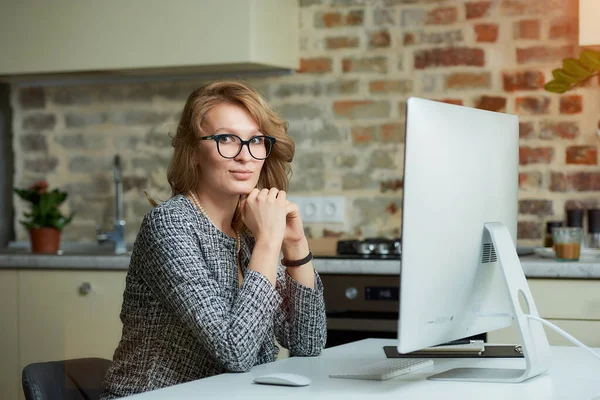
[428,222,552,383]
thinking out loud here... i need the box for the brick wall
[10,0,597,247]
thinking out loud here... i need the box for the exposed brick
[20,133,47,152]
[426,7,458,25]
[519,172,542,189]
[379,123,404,143]
[549,18,578,40]
[519,200,553,216]
[52,87,93,106]
[516,45,574,64]
[515,96,551,115]
[540,121,580,140]
[403,30,463,46]
[298,58,332,74]
[369,80,412,94]
[369,150,395,169]
[559,95,583,114]
[326,36,360,49]
[550,172,566,192]
[386,202,399,214]
[22,114,56,131]
[445,72,491,90]
[414,48,485,69]
[343,173,374,191]
[564,172,600,191]
[123,176,148,192]
[566,146,598,165]
[24,157,59,173]
[19,87,45,109]
[518,220,542,240]
[369,30,391,48]
[65,113,107,128]
[380,179,403,192]
[519,121,536,139]
[501,0,576,16]
[278,104,322,120]
[474,24,499,43]
[325,80,360,95]
[333,100,390,119]
[300,0,322,6]
[110,111,168,125]
[466,1,492,19]
[437,99,464,106]
[374,8,395,25]
[316,10,364,28]
[351,126,376,144]
[342,57,388,73]
[503,71,545,91]
[56,133,107,149]
[519,146,553,165]
[400,9,426,28]
[513,20,540,40]
[334,154,358,168]
[475,96,507,112]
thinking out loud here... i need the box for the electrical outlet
[317,196,345,223]
[287,196,345,223]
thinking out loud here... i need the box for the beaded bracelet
[281,251,313,267]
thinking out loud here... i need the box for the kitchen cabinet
[0,270,19,400]
[18,270,127,371]
[487,279,600,347]
[0,0,298,80]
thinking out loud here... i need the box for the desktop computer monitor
[398,97,551,382]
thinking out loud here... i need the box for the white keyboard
[329,358,434,381]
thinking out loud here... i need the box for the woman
[100,81,327,399]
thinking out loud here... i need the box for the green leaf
[551,68,579,84]
[562,58,593,79]
[579,50,600,71]
[544,80,571,93]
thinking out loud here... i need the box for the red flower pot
[29,228,61,254]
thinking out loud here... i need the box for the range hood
[0,0,298,83]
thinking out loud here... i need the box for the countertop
[1,245,599,278]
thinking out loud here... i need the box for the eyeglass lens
[217,135,273,159]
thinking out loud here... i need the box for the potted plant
[544,49,600,93]
[13,180,74,254]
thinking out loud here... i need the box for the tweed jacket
[100,195,327,399]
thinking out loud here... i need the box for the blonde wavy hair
[148,80,295,232]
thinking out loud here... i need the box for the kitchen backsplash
[10,0,597,247]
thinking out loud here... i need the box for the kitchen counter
[0,248,599,278]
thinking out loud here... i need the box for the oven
[321,273,400,347]
[319,238,485,348]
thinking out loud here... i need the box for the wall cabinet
[487,279,600,347]
[18,270,127,369]
[0,0,298,80]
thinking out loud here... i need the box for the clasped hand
[239,188,305,247]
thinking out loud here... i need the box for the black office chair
[22,358,112,400]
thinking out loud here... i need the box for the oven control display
[365,287,399,301]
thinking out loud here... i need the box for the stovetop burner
[336,238,401,258]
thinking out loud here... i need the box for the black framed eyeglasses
[200,134,276,160]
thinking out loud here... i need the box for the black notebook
[383,345,524,359]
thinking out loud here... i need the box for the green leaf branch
[13,181,74,231]
[544,49,600,93]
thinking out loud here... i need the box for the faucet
[97,154,127,254]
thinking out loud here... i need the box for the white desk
[123,339,600,399]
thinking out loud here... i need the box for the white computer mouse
[253,372,311,387]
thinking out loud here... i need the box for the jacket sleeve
[273,265,327,356]
[137,209,281,372]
